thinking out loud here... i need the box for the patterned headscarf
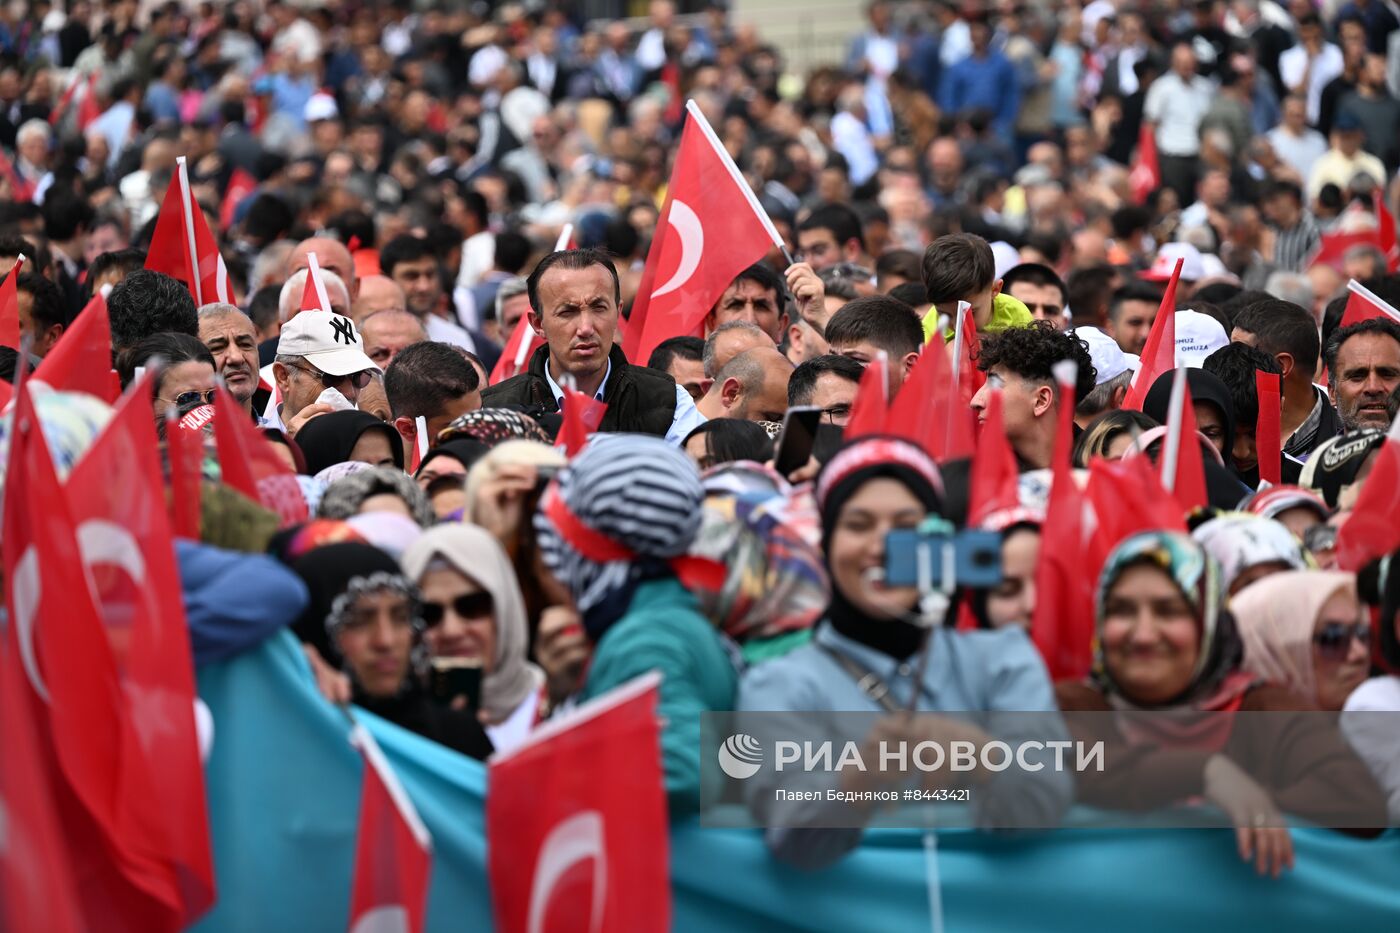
[1093,530,1247,710]
[1191,513,1311,593]
[0,386,112,486]
[689,467,829,644]
[534,434,708,638]
[437,408,551,447]
[1232,570,1357,703]
[317,466,436,528]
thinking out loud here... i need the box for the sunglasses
[420,591,495,628]
[289,362,373,390]
[1313,621,1370,662]
[161,389,217,409]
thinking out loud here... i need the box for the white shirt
[1341,676,1400,822]
[1279,42,1344,125]
[1143,72,1214,156]
[830,111,879,186]
[425,313,476,351]
[1267,125,1329,182]
[541,357,703,445]
[635,27,667,71]
[457,230,495,291]
[485,691,539,756]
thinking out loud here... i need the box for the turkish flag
[0,637,84,933]
[1088,455,1186,571]
[625,101,776,364]
[1157,370,1209,514]
[2,382,185,931]
[1129,122,1160,205]
[146,156,234,306]
[1310,229,1382,271]
[1255,371,1283,487]
[33,292,121,402]
[1122,258,1183,411]
[954,303,986,403]
[1376,191,1400,272]
[348,726,432,933]
[967,389,1020,527]
[220,167,258,233]
[300,251,334,315]
[491,314,545,385]
[213,386,308,527]
[489,673,669,933]
[1030,370,1096,680]
[66,373,215,926]
[884,337,975,462]
[843,352,889,440]
[166,414,204,539]
[1340,278,1400,328]
[557,383,608,456]
[0,254,26,349]
[1336,417,1400,571]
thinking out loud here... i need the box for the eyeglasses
[288,362,373,390]
[821,404,851,423]
[1313,621,1370,662]
[421,591,495,629]
[159,389,217,409]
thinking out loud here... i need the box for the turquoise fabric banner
[193,633,1400,932]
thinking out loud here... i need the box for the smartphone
[883,529,1003,589]
[774,406,823,476]
[428,657,483,710]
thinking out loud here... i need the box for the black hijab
[288,542,409,663]
[815,437,945,660]
[295,411,405,477]
[1143,368,1235,466]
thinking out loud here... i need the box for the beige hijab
[401,523,544,722]
[1231,570,1357,703]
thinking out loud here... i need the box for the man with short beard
[198,303,261,416]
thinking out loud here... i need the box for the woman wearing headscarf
[1240,485,1331,540]
[1192,513,1311,595]
[687,464,829,663]
[738,436,1072,869]
[464,440,569,648]
[1233,571,1371,712]
[435,407,552,447]
[318,465,436,527]
[1345,552,1400,821]
[289,542,492,760]
[1056,532,1386,876]
[1143,368,1236,465]
[532,434,737,817]
[294,410,405,477]
[401,525,546,755]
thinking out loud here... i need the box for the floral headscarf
[436,408,551,447]
[1191,513,1311,592]
[1093,530,1247,710]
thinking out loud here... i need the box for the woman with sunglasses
[402,524,545,755]
[122,331,218,423]
[1232,571,1371,712]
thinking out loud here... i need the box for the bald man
[702,320,776,384]
[361,309,427,370]
[279,268,352,321]
[287,237,357,300]
[694,346,793,422]
[352,274,407,324]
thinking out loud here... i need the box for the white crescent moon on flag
[77,520,147,585]
[528,810,607,933]
[650,199,704,300]
[11,548,48,702]
[348,906,411,933]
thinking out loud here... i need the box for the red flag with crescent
[488,672,669,933]
[625,101,779,364]
[146,156,234,306]
[347,725,432,933]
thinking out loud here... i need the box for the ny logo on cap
[330,316,357,346]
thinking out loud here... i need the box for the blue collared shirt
[542,357,705,445]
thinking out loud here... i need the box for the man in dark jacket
[482,249,704,440]
[1230,299,1343,456]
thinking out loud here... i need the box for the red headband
[816,437,943,511]
[542,484,727,592]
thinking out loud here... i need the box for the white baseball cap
[1174,308,1230,368]
[1140,242,1206,283]
[303,92,339,124]
[1074,326,1139,384]
[275,311,380,377]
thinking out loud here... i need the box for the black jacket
[481,344,678,437]
[356,681,493,762]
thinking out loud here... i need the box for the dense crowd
[6,0,1400,923]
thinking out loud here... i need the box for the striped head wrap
[534,434,710,637]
